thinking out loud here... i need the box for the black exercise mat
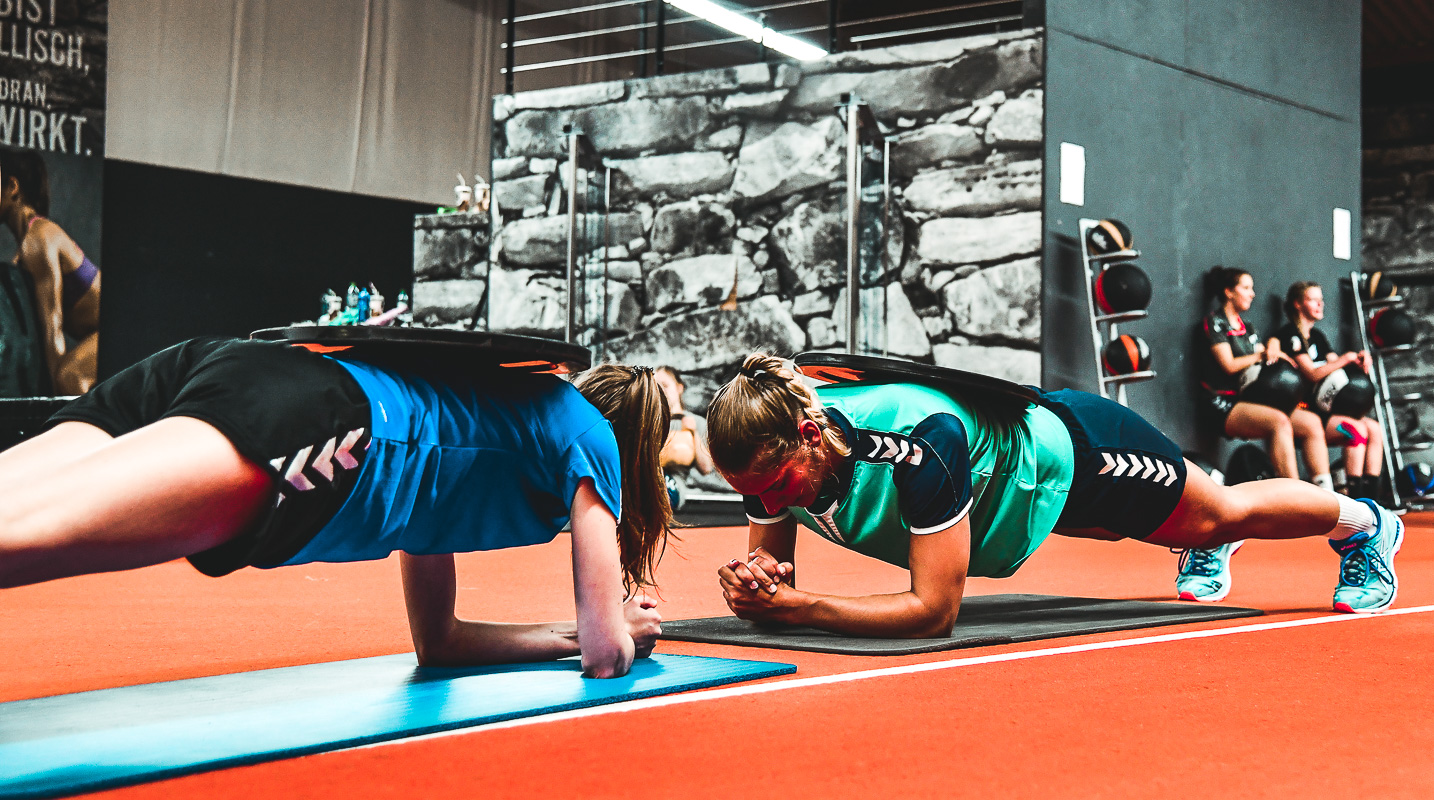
[661,593,1263,655]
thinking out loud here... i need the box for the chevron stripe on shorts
[1096,451,1180,487]
[268,427,368,503]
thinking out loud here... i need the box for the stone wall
[411,211,492,326]
[1363,98,1434,455]
[416,28,1044,416]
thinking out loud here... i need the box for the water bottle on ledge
[396,290,413,327]
[317,289,342,326]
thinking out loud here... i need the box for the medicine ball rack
[1347,270,1429,510]
[1078,218,1155,407]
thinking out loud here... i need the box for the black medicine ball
[1095,262,1152,313]
[1102,334,1150,375]
[1361,271,1397,301]
[1226,443,1275,485]
[1237,360,1304,415]
[1086,219,1133,255]
[1313,367,1376,418]
[1370,308,1416,348]
[1399,462,1434,497]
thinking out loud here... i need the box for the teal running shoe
[1330,499,1404,614]
[1174,541,1244,602]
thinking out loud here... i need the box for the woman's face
[1226,274,1255,312]
[1296,287,1324,321]
[653,369,683,414]
[724,442,829,515]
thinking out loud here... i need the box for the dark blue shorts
[1034,389,1188,540]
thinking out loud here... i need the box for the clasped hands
[718,547,802,624]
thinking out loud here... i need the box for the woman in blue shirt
[0,337,672,679]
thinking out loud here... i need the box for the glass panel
[854,137,889,356]
[569,164,610,360]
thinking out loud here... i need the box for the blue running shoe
[1174,541,1244,602]
[1330,499,1404,614]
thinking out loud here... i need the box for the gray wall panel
[1182,0,1359,120]
[1043,29,1361,451]
[1048,0,1359,121]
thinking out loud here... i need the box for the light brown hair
[574,364,674,593]
[706,353,850,476]
[1284,280,1320,322]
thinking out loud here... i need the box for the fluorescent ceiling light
[665,0,828,61]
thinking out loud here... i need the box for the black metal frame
[499,0,1033,91]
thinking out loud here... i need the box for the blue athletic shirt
[279,359,623,566]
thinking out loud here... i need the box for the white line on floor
[353,603,1434,751]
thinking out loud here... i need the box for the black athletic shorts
[1200,388,1238,430]
[1034,388,1188,540]
[47,337,371,576]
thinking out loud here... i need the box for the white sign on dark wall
[0,0,106,398]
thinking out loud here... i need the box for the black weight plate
[250,326,592,376]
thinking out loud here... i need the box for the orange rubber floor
[4,514,1433,798]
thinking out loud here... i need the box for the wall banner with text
[0,0,106,398]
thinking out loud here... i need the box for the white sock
[1312,473,1334,492]
[1330,494,1376,541]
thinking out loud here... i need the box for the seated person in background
[707,354,1403,639]
[1198,266,1332,489]
[1191,266,1334,600]
[655,366,714,510]
[0,148,100,395]
[1269,281,1382,500]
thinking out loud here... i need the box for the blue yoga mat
[0,653,794,799]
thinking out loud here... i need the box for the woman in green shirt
[707,354,1404,636]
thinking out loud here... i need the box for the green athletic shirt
[741,383,1075,578]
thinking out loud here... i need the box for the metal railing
[501,0,1031,93]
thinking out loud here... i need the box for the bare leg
[1291,408,1330,477]
[1144,459,1340,549]
[1326,415,1364,478]
[1224,402,1298,478]
[1362,418,1384,478]
[0,421,113,487]
[0,417,274,587]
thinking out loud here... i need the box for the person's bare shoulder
[25,218,83,267]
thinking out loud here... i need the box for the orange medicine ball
[1086,219,1134,254]
[1362,271,1397,301]
[1102,334,1151,375]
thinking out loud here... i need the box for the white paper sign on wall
[1060,142,1085,206]
[1333,207,1351,260]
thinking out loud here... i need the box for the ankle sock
[1362,475,1382,500]
[1330,494,1376,541]
[1313,473,1334,493]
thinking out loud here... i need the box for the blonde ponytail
[574,364,674,593]
[707,352,850,476]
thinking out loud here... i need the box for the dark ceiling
[1365,0,1434,68]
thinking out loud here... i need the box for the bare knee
[1293,416,1322,440]
[1365,420,1384,447]
[1267,414,1293,443]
